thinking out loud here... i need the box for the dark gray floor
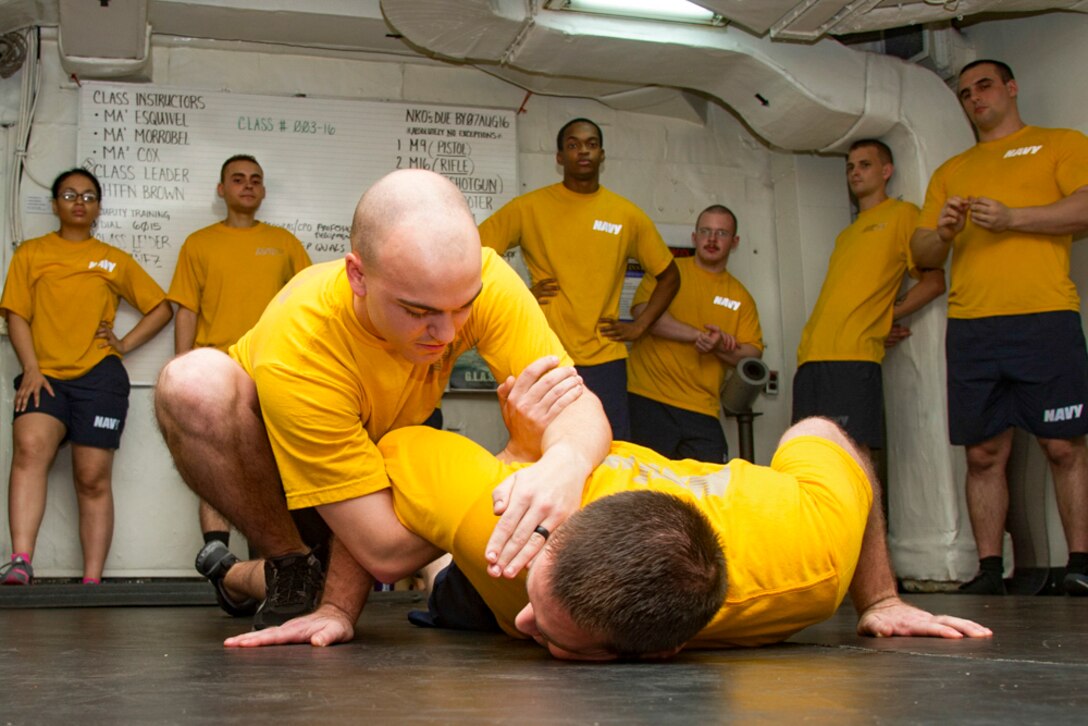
[2,592,1086,724]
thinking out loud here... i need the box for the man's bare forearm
[892,268,945,320]
[538,390,610,479]
[631,261,680,338]
[1010,187,1088,236]
[713,342,761,368]
[642,308,701,344]
[909,228,950,270]
[848,480,899,614]
[318,536,374,623]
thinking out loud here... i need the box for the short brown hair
[549,490,727,657]
[849,139,893,166]
[220,154,261,182]
[696,204,738,234]
[960,59,1014,83]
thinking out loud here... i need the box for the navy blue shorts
[947,311,1088,445]
[792,361,884,449]
[629,393,726,462]
[13,355,130,449]
[577,359,630,440]
[407,560,500,632]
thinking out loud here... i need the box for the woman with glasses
[0,168,172,585]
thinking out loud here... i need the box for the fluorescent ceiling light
[548,0,722,25]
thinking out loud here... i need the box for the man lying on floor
[225,412,991,660]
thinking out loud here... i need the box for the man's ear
[345,251,367,297]
[216,183,225,200]
[882,163,894,183]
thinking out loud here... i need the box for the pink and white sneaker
[0,555,33,585]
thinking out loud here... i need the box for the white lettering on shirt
[601,452,731,498]
[713,295,741,311]
[592,220,623,235]
[1003,145,1043,158]
[88,259,117,273]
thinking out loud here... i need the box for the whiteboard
[76,82,519,383]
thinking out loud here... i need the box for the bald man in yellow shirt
[155,169,611,631]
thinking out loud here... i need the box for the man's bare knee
[966,447,1000,470]
[781,416,854,452]
[1038,436,1087,469]
[156,349,246,430]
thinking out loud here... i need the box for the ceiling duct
[688,1,1088,38]
[381,0,904,152]
[768,0,886,41]
[3,0,1087,50]
[58,0,151,79]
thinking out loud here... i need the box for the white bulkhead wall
[1,8,1085,580]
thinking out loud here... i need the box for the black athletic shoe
[194,540,259,617]
[1063,571,1088,596]
[956,570,1006,595]
[252,551,323,630]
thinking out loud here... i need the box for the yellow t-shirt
[797,198,920,365]
[480,183,674,366]
[0,232,166,379]
[918,126,1088,319]
[627,256,764,416]
[167,222,311,352]
[383,427,871,647]
[230,247,571,510]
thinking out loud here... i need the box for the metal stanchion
[721,358,769,463]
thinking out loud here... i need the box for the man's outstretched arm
[225,537,375,648]
[224,491,443,649]
[848,478,991,640]
[781,418,993,640]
